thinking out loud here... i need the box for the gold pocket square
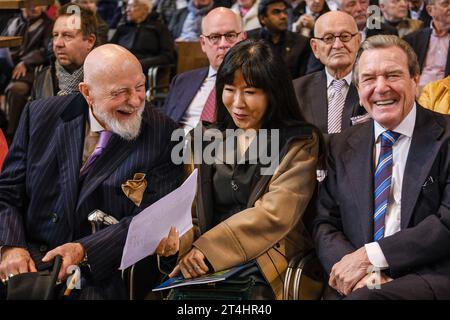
[121,173,147,207]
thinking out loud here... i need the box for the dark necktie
[373,130,401,241]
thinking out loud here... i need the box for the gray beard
[94,106,144,141]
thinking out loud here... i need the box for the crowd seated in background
[247,0,311,79]
[111,0,176,75]
[404,0,450,89]
[379,0,423,38]
[231,0,262,31]
[169,0,215,41]
[0,5,53,143]
[72,0,109,45]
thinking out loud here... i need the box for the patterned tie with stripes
[327,79,346,134]
[373,130,401,241]
[200,87,216,123]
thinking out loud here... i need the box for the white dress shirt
[180,66,216,134]
[365,104,417,269]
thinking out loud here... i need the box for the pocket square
[121,173,147,207]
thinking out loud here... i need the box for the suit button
[39,245,47,253]
[51,213,59,223]
[231,180,238,191]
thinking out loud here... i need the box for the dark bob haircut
[215,38,305,130]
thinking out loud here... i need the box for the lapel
[401,105,444,229]
[55,94,88,230]
[418,29,432,71]
[313,71,329,132]
[342,83,360,130]
[342,121,375,243]
[173,67,209,123]
[76,131,136,212]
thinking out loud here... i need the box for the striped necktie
[327,79,346,134]
[200,87,216,123]
[373,130,401,241]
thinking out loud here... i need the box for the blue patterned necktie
[373,130,401,241]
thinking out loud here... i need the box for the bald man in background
[163,7,246,132]
[0,44,182,299]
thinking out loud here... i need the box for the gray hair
[353,35,420,86]
[130,0,154,12]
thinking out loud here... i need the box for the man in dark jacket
[111,0,176,74]
[1,5,53,143]
[31,4,97,100]
[247,0,311,79]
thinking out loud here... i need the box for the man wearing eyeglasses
[163,7,247,132]
[247,0,312,79]
[293,11,366,137]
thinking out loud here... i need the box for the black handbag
[6,255,62,300]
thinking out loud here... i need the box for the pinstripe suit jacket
[0,93,183,298]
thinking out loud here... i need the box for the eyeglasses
[202,32,241,45]
[312,32,359,45]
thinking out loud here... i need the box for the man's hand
[352,271,393,292]
[329,247,372,296]
[295,14,315,31]
[42,243,85,282]
[0,247,37,282]
[169,247,209,279]
[156,226,179,257]
[12,62,27,80]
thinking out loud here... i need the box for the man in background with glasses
[163,7,246,132]
[293,11,366,139]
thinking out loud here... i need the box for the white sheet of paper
[119,169,197,270]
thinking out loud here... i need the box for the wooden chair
[175,41,209,74]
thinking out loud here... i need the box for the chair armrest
[283,250,325,300]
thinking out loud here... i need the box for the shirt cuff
[365,242,389,270]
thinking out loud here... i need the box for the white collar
[208,65,217,78]
[88,106,105,133]
[374,103,416,142]
[325,68,353,88]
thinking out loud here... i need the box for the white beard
[94,105,144,141]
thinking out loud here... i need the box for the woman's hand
[169,247,210,279]
[156,226,179,257]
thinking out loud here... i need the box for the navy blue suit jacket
[163,67,209,123]
[314,106,450,299]
[0,94,182,298]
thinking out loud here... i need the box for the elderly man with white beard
[0,44,183,299]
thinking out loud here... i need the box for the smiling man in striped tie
[313,35,450,300]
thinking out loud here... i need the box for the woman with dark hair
[157,39,321,300]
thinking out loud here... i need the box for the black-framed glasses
[202,32,241,45]
[312,32,359,45]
